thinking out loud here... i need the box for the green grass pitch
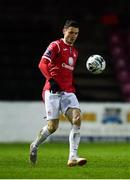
[0,142,129,179]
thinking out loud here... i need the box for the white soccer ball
[86,54,106,74]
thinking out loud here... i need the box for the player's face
[63,27,79,45]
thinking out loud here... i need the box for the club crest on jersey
[68,57,74,66]
[73,52,76,57]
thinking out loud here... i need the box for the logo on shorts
[47,111,51,116]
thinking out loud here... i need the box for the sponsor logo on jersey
[63,48,68,51]
[62,63,74,71]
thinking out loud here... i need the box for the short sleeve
[42,41,60,62]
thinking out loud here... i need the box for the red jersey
[40,39,78,92]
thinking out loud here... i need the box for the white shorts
[43,90,80,120]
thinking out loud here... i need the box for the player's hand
[49,78,60,93]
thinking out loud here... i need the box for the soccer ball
[86,54,106,74]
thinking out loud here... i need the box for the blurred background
[0,0,130,102]
[0,0,130,142]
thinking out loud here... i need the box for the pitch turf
[0,142,129,179]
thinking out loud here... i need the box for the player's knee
[47,122,58,133]
[73,112,81,127]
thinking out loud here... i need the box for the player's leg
[66,108,87,167]
[30,90,61,164]
[66,108,80,157]
[61,92,87,167]
[32,119,59,146]
[30,119,59,164]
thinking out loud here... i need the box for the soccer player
[29,19,87,167]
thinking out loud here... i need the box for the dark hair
[63,19,79,29]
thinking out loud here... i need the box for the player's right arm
[38,41,60,93]
[39,41,60,79]
[38,58,52,80]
